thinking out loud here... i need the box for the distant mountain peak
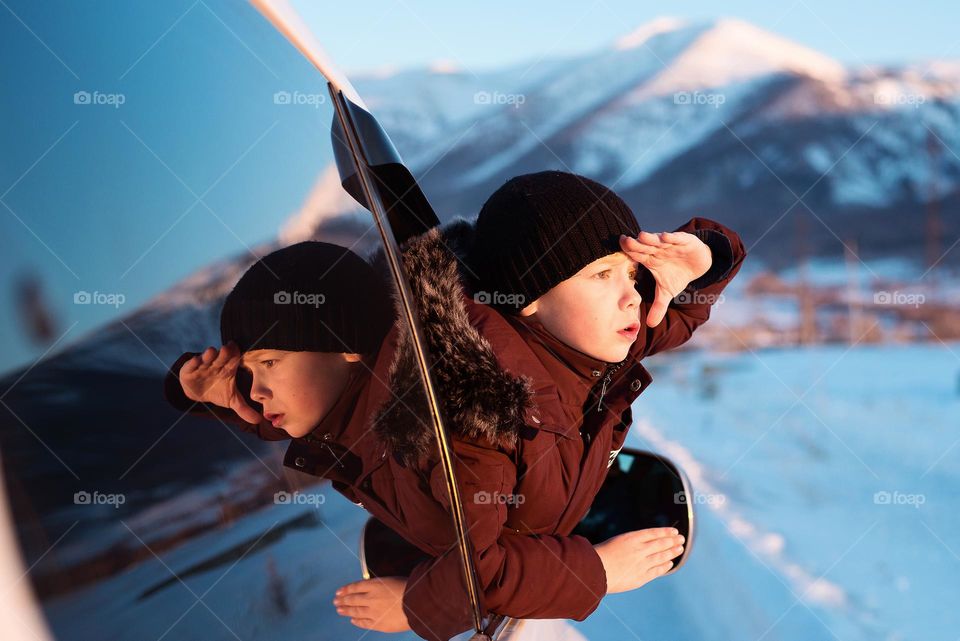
[615,17,846,85]
[614,16,692,50]
[278,164,364,245]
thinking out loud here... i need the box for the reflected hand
[333,577,412,632]
[178,342,262,425]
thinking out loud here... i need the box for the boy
[163,240,395,490]
[332,170,745,640]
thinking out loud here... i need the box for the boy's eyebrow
[239,350,275,367]
[595,252,637,266]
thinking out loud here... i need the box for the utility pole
[845,238,862,345]
[796,210,816,345]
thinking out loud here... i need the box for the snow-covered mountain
[348,17,960,268]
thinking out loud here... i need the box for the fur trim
[370,220,534,467]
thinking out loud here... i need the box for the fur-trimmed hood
[370,220,535,468]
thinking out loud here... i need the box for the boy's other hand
[620,231,712,327]
[593,526,685,594]
[179,342,263,425]
[333,577,412,632]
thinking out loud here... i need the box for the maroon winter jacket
[163,215,745,641]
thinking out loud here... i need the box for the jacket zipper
[595,360,627,413]
[303,432,347,469]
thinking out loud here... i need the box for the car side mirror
[571,447,696,574]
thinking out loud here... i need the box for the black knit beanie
[469,170,641,313]
[219,241,393,354]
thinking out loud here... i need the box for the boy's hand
[179,342,263,425]
[333,577,412,632]
[620,231,712,327]
[593,526,685,593]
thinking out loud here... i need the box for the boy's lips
[617,322,640,340]
[264,412,284,427]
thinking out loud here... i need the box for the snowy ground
[38,343,960,641]
[575,342,960,641]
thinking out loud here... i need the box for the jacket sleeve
[162,352,291,441]
[401,437,607,641]
[632,216,746,359]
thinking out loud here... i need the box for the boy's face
[240,349,362,438]
[520,251,643,363]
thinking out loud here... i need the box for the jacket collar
[369,219,537,468]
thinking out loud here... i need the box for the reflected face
[240,349,362,438]
[520,252,643,363]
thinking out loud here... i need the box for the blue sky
[307,0,960,74]
[1,0,958,375]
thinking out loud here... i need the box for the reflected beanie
[468,170,641,313]
[219,241,393,354]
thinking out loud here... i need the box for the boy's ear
[343,352,364,363]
